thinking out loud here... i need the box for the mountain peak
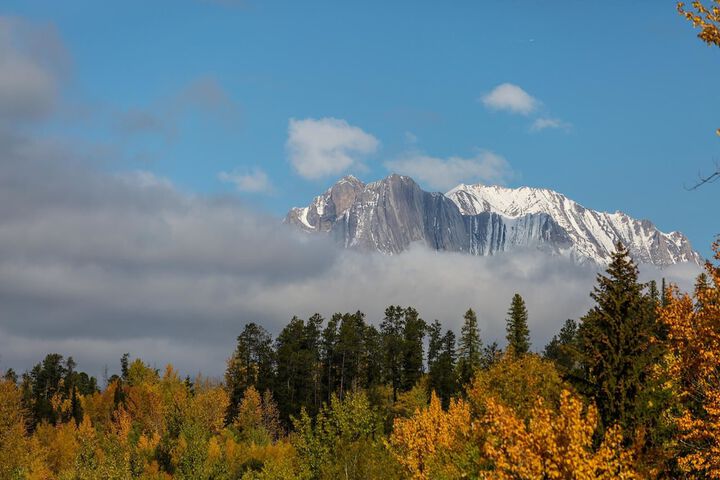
[286,175,701,266]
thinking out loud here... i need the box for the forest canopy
[2,241,720,479]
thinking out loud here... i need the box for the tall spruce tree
[275,316,324,420]
[576,243,665,441]
[456,308,482,387]
[427,320,443,372]
[381,305,405,401]
[225,322,275,422]
[362,323,384,390]
[321,313,340,402]
[401,307,426,391]
[336,311,366,399]
[506,293,531,356]
[429,329,457,407]
[544,319,580,377]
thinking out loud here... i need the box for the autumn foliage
[660,241,720,478]
[2,240,720,478]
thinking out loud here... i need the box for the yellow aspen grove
[660,241,720,478]
[0,379,32,478]
[388,392,471,480]
[481,390,638,480]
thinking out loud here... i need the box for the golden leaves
[678,1,720,47]
[481,390,638,480]
[660,242,720,478]
[388,392,471,480]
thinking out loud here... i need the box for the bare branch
[685,160,720,190]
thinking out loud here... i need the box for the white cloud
[286,117,379,180]
[385,150,513,191]
[531,117,572,132]
[218,168,272,193]
[481,83,539,115]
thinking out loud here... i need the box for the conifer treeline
[2,242,719,478]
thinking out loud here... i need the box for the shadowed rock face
[285,174,701,266]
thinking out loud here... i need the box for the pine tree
[429,329,457,407]
[305,313,324,413]
[321,313,340,403]
[480,341,502,370]
[275,316,319,420]
[506,293,531,356]
[456,308,482,387]
[336,311,366,399]
[225,322,275,423]
[362,323,384,389]
[401,307,426,391]
[576,242,665,441]
[427,319,443,371]
[381,305,405,401]
[544,319,580,377]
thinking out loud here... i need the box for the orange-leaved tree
[660,241,720,478]
[481,390,638,480]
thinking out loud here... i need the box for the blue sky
[3,0,719,256]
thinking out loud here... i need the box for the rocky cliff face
[446,183,702,265]
[285,174,701,266]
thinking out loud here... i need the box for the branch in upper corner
[685,161,720,190]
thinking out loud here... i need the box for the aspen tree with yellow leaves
[660,241,720,478]
[480,390,638,480]
[388,392,471,480]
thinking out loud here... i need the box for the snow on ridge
[446,183,701,266]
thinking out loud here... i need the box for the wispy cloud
[481,83,539,115]
[109,76,241,142]
[531,117,572,133]
[218,168,272,193]
[286,117,379,180]
[0,16,70,125]
[385,150,513,191]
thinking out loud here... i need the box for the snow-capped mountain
[285,174,701,266]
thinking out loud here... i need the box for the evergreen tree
[3,368,17,384]
[336,311,366,398]
[543,319,580,376]
[120,353,130,382]
[576,243,666,442]
[225,322,275,423]
[427,320,443,371]
[429,329,457,407]
[381,305,405,401]
[275,316,315,420]
[480,341,502,370]
[456,308,483,387]
[305,313,324,413]
[362,323,384,390]
[401,307,426,391]
[506,293,531,355]
[661,277,668,307]
[321,313,340,403]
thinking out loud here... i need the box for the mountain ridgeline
[285,174,701,266]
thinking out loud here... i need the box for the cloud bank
[286,117,379,180]
[0,128,703,380]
